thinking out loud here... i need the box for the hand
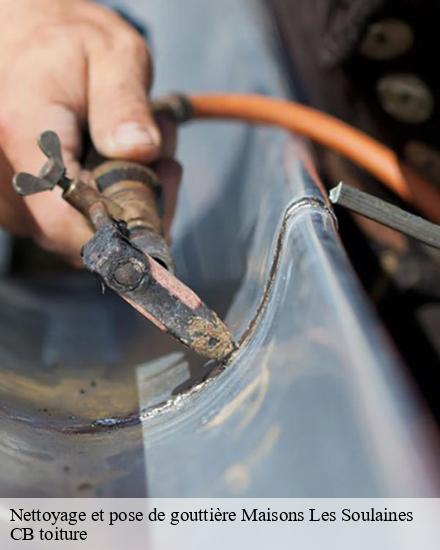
[0,0,180,263]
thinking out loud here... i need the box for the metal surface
[13,131,118,220]
[0,0,439,497]
[330,182,440,250]
[376,73,434,125]
[93,159,173,270]
[359,18,414,61]
[13,131,69,195]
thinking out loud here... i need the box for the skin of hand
[0,0,181,264]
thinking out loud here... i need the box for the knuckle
[79,21,113,49]
[116,32,150,63]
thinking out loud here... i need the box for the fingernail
[112,122,160,150]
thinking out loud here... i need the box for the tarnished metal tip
[329,182,343,203]
[83,223,235,362]
[186,314,235,361]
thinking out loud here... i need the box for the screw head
[359,19,414,61]
[112,259,146,290]
[376,73,434,124]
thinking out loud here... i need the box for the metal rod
[330,182,440,250]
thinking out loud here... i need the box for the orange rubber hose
[189,94,440,224]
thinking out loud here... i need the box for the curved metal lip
[236,197,336,350]
[0,196,336,435]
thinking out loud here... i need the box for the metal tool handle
[12,129,234,362]
[12,131,174,270]
[92,160,173,271]
[12,131,122,224]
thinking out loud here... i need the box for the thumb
[87,37,161,162]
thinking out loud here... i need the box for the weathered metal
[12,130,235,361]
[93,160,173,270]
[82,223,235,361]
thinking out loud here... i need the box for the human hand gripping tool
[12,130,236,362]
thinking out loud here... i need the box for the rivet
[360,18,414,60]
[376,73,434,124]
[112,259,145,290]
